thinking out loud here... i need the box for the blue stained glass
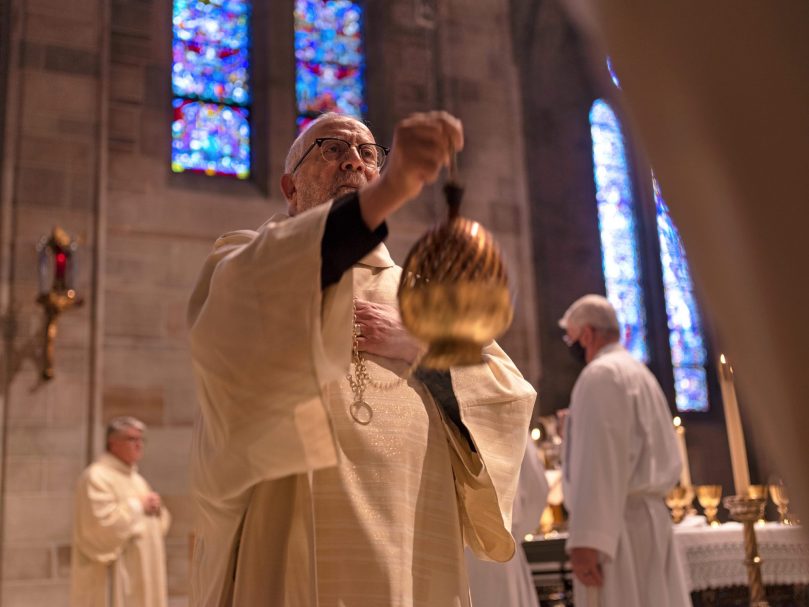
[294,0,365,123]
[171,0,251,178]
[296,61,365,118]
[606,56,621,88]
[654,177,709,412]
[172,0,251,105]
[590,100,649,362]
[171,99,250,179]
[673,367,709,413]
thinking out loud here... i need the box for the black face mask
[567,340,587,366]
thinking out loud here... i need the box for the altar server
[560,295,691,607]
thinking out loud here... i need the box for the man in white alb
[70,416,171,607]
[560,294,690,607]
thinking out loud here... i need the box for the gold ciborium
[398,171,513,369]
[665,485,692,524]
[769,482,793,525]
[696,485,723,526]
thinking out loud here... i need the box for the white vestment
[187,202,536,606]
[465,442,548,607]
[563,343,691,607]
[70,452,171,607]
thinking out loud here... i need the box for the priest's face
[281,116,380,216]
[107,426,145,466]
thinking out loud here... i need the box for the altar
[523,523,809,606]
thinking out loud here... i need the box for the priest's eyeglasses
[291,138,389,173]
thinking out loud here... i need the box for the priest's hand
[354,299,424,365]
[358,111,464,230]
[140,492,162,516]
[570,547,603,587]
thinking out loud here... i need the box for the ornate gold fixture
[398,156,513,369]
[36,227,83,380]
[723,494,770,606]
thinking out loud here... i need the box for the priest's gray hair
[105,416,146,447]
[559,294,620,334]
[284,112,370,174]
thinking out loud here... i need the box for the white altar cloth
[674,522,809,591]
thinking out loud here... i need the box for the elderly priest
[187,111,536,606]
[70,416,171,607]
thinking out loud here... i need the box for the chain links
[345,300,422,424]
[346,317,371,403]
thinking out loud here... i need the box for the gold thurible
[398,151,513,369]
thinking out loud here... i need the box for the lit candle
[718,354,750,495]
[673,417,692,487]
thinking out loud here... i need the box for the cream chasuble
[187,202,536,607]
[70,452,171,607]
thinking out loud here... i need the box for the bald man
[560,295,690,607]
[187,112,536,606]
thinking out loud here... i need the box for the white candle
[673,417,692,487]
[718,354,750,495]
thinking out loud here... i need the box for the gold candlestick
[723,495,770,606]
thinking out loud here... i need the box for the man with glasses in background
[70,416,171,607]
[187,111,536,606]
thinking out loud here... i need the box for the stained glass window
[171,0,251,179]
[606,57,620,88]
[295,0,365,129]
[653,177,709,412]
[589,100,649,362]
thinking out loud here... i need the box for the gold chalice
[683,484,696,517]
[769,482,793,525]
[696,485,722,526]
[665,486,689,523]
[539,506,555,536]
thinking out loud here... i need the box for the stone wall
[0,0,104,604]
[365,0,541,384]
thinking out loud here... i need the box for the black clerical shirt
[319,192,473,449]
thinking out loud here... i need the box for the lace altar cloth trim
[675,523,809,591]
